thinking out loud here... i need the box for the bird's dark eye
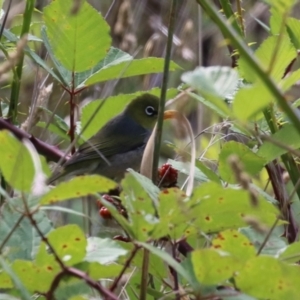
[145,106,156,116]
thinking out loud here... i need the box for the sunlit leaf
[44,0,111,72]
[40,175,117,205]
[191,248,240,285]
[239,35,297,83]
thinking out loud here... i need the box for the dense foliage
[1,0,300,299]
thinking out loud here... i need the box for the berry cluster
[157,163,178,188]
[97,194,127,219]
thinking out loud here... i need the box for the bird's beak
[163,110,177,120]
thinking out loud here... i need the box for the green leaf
[257,124,300,163]
[191,248,240,285]
[40,175,117,205]
[80,88,178,140]
[167,159,207,182]
[280,68,300,91]
[151,188,195,240]
[182,67,237,117]
[0,269,13,288]
[0,131,35,192]
[239,35,297,83]
[85,237,128,264]
[120,172,158,241]
[235,256,300,299]
[232,83,273,120]
[0,257,32,300]
[43,0,111,72]
[190,182,280,233]
[12,259,59,293]
[84,58,181,86]
[264,0,296,14]
[0,198,53,261]
[211,229,256,262]
[47,224,87,266]
[88,262,123,279]
[241,226,286,256]
[219,141,266,183]
[286,17,300,49]
[279,241,300,263]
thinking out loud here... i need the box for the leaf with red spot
[40,175,117,205]
[191,248,240,285]
[45,225,87,266]
[12,259,59,293]
[211,229,256,263]
[235,256,300,299]
[189,182,280,233]
[151,188,195,240]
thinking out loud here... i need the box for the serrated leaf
[190,182,280,233]
[44,0,111,72]
[84,58,181,86]
[235,256,300,299]
[219,141,266,183]
[239,35,297,83]
[182,67,237,117]
[85,237,128,264]
[211,229,256,262]
[257,124,300,163]
[191,248,240,285]
[264,0,296,14]
[40,175,117,205]
[232,83,273,120]
[286,17,300,50]
[80,88,178,140]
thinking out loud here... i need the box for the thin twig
[0,213,25,253]
[152,0,178,182]
[110,245,140,292]
[256,217,280,255]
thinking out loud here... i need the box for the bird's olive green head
[124,94,159,130]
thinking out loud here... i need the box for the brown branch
[0,118,65,163]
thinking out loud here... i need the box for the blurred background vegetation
[1,0,297,162]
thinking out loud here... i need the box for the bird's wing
[66,115,150,166]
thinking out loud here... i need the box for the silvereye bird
[48,93,159,183]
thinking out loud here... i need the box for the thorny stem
[152,0,178,182]
[69,73,77,154]
[171,242,180,300]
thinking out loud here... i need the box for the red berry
[99,207,112,219]
[158,163,178,187]
[102,194,114,203]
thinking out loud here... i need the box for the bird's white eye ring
[145,106,156,116]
